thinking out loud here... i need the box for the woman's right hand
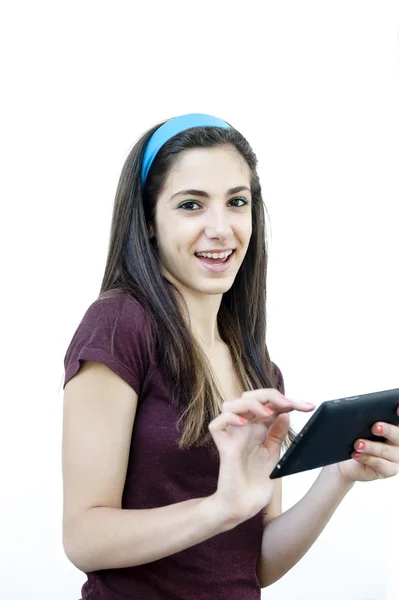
[208,389,315,525]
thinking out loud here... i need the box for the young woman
[62,113,399,600]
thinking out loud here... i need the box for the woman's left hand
[334,407,399,484]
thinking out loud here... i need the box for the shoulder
[64,289,154,392]
[84,289,148,324]
[76,289,153,340]
[75,288,155,349]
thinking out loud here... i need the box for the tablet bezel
[270,387,399,479]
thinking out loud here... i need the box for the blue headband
[141,113,232,184]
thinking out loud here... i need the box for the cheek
[239,220,252,245]
[161,238,185,266]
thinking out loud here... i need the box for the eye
[177,197,249,211]
[230,197,249,208]
[178,201,200,211]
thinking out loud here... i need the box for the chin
[196,279,235,294]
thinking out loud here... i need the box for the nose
[204,206,233,239]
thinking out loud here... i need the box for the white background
[1,1,398,599]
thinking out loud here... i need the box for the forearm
[258,465,355,587]
[63,493,234,573]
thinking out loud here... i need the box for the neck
[171,282,224,349]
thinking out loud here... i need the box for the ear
[148,223,155,239]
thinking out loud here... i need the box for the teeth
[196,250,233,259]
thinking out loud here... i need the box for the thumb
[264,413,290,462]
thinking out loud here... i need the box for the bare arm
[62,361,233,573]
[262,478,282,527]
[257,465,354,587]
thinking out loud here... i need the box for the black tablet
[270,387,399,479]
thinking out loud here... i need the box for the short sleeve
[272,362,286,395]
[63,290,152,395]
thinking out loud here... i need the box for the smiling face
[149,145,253,299]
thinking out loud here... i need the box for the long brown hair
[100,119,295,450]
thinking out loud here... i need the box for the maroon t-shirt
[64,289,285,600]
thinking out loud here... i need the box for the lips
[197,255,229,265]
[195,249,234,258]
[195,249,236,273]
[195,249,235,254]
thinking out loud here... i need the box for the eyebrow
[168,185,251,202]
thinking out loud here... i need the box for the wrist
[321,463,356,493]
[203,493,242,533]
